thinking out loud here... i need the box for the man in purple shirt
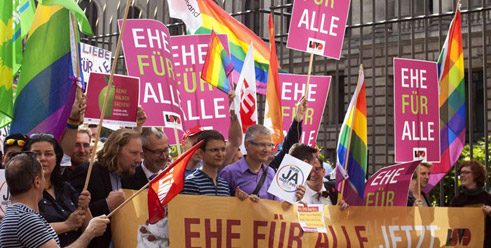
[220,125,304,201]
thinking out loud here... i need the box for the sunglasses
[4,138,26,147]
[29,133,55,139]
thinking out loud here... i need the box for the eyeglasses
[29,133,54,139]
[205,147,226,153]
[143,146,169,156]
[248,141,275,149]
[4,138,26,147]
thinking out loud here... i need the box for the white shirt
[142,162,160,180]
[301,184,333,205]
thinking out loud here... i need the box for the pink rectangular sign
[170,34,231,133]
[394,58,440,163]
[364,160,420,206]
[85,72,140,127]
[120,19,184,144]
[279,73,331,146]
[287,0,350,59]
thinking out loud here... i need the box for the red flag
[264,14,284,144]
[147,140,203,224]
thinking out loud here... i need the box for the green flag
[0,0,14,127]
[13,0,36,74]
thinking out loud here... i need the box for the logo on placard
[306,38,325,55]
[446,228,471,246]
[163,112,183,131]
[413,147,427,161]
[276,164,305,192]
[0,181,10,215]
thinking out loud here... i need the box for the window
[327,74,346,125]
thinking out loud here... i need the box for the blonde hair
[96,129,141,172]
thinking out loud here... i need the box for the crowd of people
[0,93,490,247]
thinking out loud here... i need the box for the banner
[364,160,420,206]
[84,72,140,127]
[394,58,440,162]
[0,169,9,218]
[170,34,231,132]
[111,189,148,248]
[169,195,485,247]
[80,42,111,88]
[279,73,330,146]
[287,0,350,59]
[120,19,184,144]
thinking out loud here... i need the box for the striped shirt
[0,203,60,248]
[182,170,231,196]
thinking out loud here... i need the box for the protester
[268,96,307,171]
[0,153,109,247]
[407,162,432,207]
[86,128,142,247]
[61,127,92,193]
[450,160,491,247]
[2,133,28,166]
[24,133,93,246]
[123,127,170,190]
[182,130,230,196]
[220,124,305,201]
[181,125,205,177]
[290,144,348,209]
[223,91,243,166]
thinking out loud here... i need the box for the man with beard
[123,127,169,190]
[86,128,142,247]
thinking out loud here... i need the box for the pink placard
[279,73,331,146]
[394,58,440,163]
[85,72,140,127]
[170,34,231,133]
[364,160,421,206]
[119,19,184,144]
[287,0,350,59]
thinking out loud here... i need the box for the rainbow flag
[264,14,284,145]
[427,9,466,190]
[201,31,234,93]
[10,1,91,139]
[336,65,367,206]
[168,0,271,94]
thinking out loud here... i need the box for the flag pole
[83,0,133,191]
[339,64,364,203]
[69,13,84,101]
[304,52,314,97]
[174,128,182,156]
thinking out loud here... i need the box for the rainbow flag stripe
[10,4,77,138]
[264,14,284,145]
[428,9,466,188]
[336,66,367,206]
[195,0,270,94]
[201,31,234,93]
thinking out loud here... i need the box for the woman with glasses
[2,133,28,166]
[450,160,491,247]
[24,133,92,247]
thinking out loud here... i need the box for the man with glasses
[123,127,169,190]
[220,125,305,201]
[407,162,432,207]
[182,130,230,196]
[290,144,349,209]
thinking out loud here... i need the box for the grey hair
[141,127,165,146]
[244,125,271,142]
